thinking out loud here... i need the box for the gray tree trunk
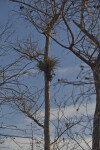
[44,34,51,150]
[92,61,100,150]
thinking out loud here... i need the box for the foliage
[37,57,58,73]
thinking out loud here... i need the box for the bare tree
[49,0,99,149]
[8,0,100,149]
[9,0,69,150]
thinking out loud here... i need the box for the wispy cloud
[55,65,80,77]
[50,102,95,120]
[1,135,92,150]
[23,102,95,121]
[0,137,30,150]
[1,102,94,150]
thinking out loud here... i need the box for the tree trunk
[92,62,100,150]
[44,74,50,150]
[44,34,51,150]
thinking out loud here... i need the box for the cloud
[0,137,29,150]
[1,135,92,150]
[1,102,94,150]
[50,136,92,150]
[36,102,95,120]
[20,102,95,124]
[1,101,94,150]
[55,65,80,77]
[53,102,95,119]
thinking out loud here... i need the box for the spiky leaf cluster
[37,57,58,73]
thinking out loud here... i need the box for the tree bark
[44,34,51,150]
[92,61,100,150]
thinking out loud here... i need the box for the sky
[0,0,96,150]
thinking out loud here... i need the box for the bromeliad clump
[37,57,58,81]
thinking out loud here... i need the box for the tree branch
[73,20,100,48]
